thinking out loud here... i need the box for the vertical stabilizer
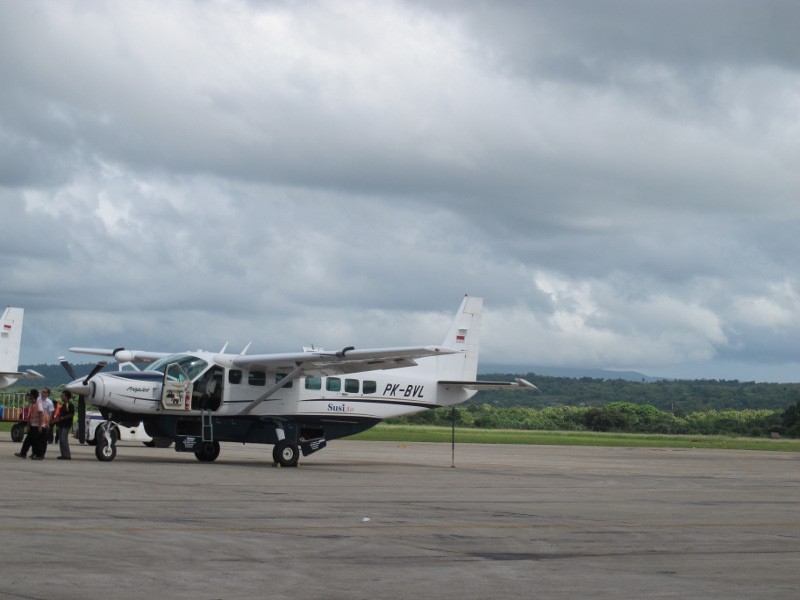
[0,307,24,373]
[414,296,482,381]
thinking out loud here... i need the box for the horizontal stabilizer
[0,369,44,379]
[438,378,539,392]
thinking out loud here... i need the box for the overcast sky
[2,0,799,382]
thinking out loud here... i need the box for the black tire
[143,437,173,448]
[194,440,220,462]
[88,423,118,445]
[95,437,117,462]
[273,440,300,467]
[153,436,173,448]
[11,423,25,443]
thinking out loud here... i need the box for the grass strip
[4,421,797,452]
[349,424,800,452]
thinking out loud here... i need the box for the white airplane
[63,296,537,465]
[0,306,44,388]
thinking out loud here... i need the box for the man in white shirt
[40,388,56,453]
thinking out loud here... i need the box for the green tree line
[475,373,800,413]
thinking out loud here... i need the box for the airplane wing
[69,347,171,364]
[438,378,540,392]
[229,346,459,377]
[234,345,461,415]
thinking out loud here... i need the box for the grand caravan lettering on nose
[383,384,425,398]
[127,386,151,393]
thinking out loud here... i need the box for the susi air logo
[327,403,355,413]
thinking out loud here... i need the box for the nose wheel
[95,436,117,461]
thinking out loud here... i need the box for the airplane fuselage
[69,350,476,458]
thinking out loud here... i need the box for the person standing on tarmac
[40,388,55,457]
[56,390,75,460]
[15,389,45,460]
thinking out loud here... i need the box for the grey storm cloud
[1,0,799,381]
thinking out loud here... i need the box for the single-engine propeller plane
[62,297,537,466]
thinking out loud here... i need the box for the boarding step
[201,409,214,442]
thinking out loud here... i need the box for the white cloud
[2,1,800,382]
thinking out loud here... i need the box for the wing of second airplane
[228,345,460,377]
[0,369,44,379]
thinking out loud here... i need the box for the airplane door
[161,362,194,411]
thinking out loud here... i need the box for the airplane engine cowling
[89,378,107,407]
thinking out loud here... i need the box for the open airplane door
[161,362,194,411]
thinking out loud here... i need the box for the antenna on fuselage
[240,342,252,355]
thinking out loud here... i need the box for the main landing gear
[272,440,300,468]
[194,440,220,462]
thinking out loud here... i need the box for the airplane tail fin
[0,307,24,373]
[415,296,482,381]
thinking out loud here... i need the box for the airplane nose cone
[65,379,91,396]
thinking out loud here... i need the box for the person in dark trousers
[56,390,75,460]
[14,389,45,459]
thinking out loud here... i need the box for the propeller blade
[59,356,78,381]
[77,396,86,444]
[82,361,108,385]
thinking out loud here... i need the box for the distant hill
[480,364,662,382]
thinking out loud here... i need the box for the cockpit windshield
[148,354,209,382]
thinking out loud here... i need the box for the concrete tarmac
[0,437,798,600]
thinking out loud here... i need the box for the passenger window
[363,380,376,394]
[326,377,341,392]
[345,379,359,393]
[276,373,293,388]
[228,370,242,385]
[248,371,266,386]
[305,377,321,390]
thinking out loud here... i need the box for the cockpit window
[148,354,210,381]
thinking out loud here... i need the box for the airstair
[201,409,214,442]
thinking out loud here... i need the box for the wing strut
[239,363,305,415]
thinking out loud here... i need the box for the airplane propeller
[59,357,77,381]
[59,356,107,444]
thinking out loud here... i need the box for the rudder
[0,307,24,373]
[416,296,482,381]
